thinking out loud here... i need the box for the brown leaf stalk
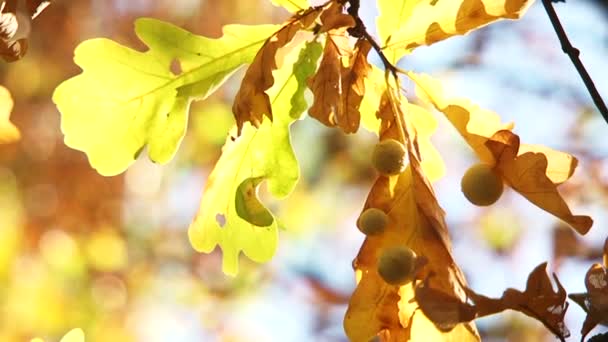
[541,0,608,126]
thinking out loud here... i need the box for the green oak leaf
[188,40,322,275]
[270,0,309,13]
[235,177,274,227]
[53,18,278,176]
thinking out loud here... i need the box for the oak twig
[541,0,608,125]
[344,0,399,79]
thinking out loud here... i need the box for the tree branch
[344,0,399,78]
[541,0,608,125]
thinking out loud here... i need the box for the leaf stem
[342,0,410,143]
[343,0,400,79]
[541,0,608,126]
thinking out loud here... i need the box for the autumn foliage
[1,0,607,341]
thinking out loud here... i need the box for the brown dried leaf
[604,237,608,268]
[569,261,608,341]
[306,2,369,134]
[317,1,355,33]
[416,263,571,341]
[307,37,369,133]
[0,0,49,62]
[232,8,319,135]
[486,130,593,235]
[306,32,346,128]
[410,72,591,235]
[344,89,478,342]
[339,39,371,131]
[505,263,569,338]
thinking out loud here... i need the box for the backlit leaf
[0,0,50,62]
[409,71,513,164]
[189,40,322,275]
[235,177,274,227]
[53,18,278,176]
[60,328,85,342]
[31,328,85,342]
[409,72,591,234]
[360,74,445,181]
[317,1,355,33]
[569,256,608,341]
[376,0,422,63]
[270,0,309,13]
[0,86,19,144]
[307,31,352,130]
[345,88,477,341]
[486,130,592,234]
[308,35,370,134]
[383,0,534,54]
[233,9,320,135]
[416,263,571,340]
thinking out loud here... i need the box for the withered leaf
[0,0,49,62]
[486,130,593,235]
[416,262,571,341]
[317,1,355,33]
[232,8,320,135]
[570,254,608,341]
[345,89,478,341]
[410,72,591,235]
[307,30,351,129]
[307,37,370,134]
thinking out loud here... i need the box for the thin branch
[344,0,400,79]
[541,0,608,125]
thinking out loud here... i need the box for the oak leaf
[232,8,320,135]
[307,33,371,134]
[486,130,592,234]
[415,263,571,341]
[409,72,591,234]
[306,1,370,134]
[307,29,352,130]
[0,0,49,62]
[270,0,309,13]
[345,89,478,342]
[317,1,355,33]
[381,0,534,61]
[569,238,608,341]
[189,40,322,275]
[0,85,19,144]
[54,19,279,176]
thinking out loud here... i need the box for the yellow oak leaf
[486,130,592,234]
[345,89,478,342]
[383,0,534,55]
[0,86,20,144]
[233,8,320,135]
[409,71,513,164]
[409,72,590,234]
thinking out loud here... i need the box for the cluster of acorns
[358,138,505,286]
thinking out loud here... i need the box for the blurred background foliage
[0,0,606,341]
